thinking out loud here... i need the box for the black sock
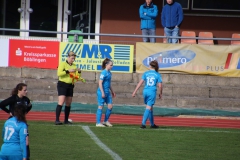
[64,106,71,122]
[56,105,62,121]
[27,145,30,159]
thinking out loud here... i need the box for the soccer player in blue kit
[96,58,116,127]
[0,83,31,159]
[132,60,162,129]
[0,104,28,160]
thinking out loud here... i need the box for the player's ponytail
[11,83,27,95]
[14,104,27,124]
[102,58,112,69]
[150,60,159,72]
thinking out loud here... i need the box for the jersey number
[100,74,104,79]
[146,77,155,86]
[4,127,15,140]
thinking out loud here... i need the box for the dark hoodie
[161,1,184,28]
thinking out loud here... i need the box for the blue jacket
[139,2,158,30]
[161,2,183,28]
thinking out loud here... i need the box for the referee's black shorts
[57,81,74,97]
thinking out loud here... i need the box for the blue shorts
[97,90,112,106]
[143,90,156,107]
[0,154,23,160]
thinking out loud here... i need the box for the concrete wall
[0,67,240,111]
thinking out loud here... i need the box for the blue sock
[142,109,150,125]
[104,108,112,122]
[96,109,102,124]
[149,110,154,126]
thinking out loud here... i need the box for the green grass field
[0,121,240,160]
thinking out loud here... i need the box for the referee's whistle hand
[68,69,76,73]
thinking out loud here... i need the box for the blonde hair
[68,51,76,57]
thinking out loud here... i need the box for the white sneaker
[102,121,113,127]
[96,123,106,127]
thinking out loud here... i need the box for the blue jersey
[97,70,112,93]
[0,117,28,159]
[142,70,162,92]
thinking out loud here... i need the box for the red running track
[0,111,240,129]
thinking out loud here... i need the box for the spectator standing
[161,0,183,43]
[139,0,158,43]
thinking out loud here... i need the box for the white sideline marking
[82,126,122,160]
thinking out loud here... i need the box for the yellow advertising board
[59,42,134,72]
[136,42,240,77]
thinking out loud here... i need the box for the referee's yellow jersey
[57,61,82,84]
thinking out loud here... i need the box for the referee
[55,51,85,125]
